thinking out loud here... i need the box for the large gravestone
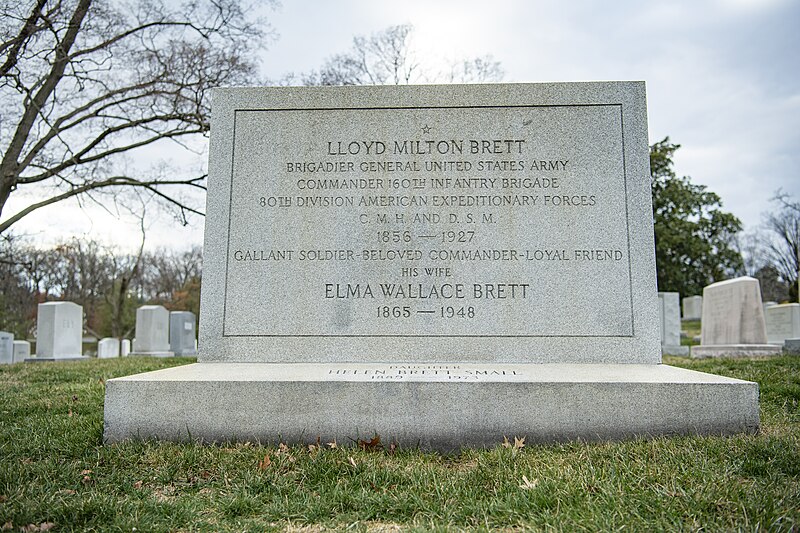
[104,82,759,449]
[682,295,702,321]
[658,292,688,355]
[129,306,174,357]
[0,332,12,365]
[764,303,800,345]
[29,302,87,361]
[691,277,781,358]
[169,311,198,356]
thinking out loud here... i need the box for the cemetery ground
[0,356,798,532]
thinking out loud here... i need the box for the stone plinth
[104,363,759,449]
[691,277,781,358]
[130,306,174,357]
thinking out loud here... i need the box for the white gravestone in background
[97,338,121,358]
[130,305,174,357]
[13,340,31,363]
[691,277,781,358]
[31,302,86,361]
[169,311,198,356]
[682,295,702,321]
[121,339,131,357]
[764,303,800,345]
[104,82,759,449]
[0,332,13,365]
[658,292,688,355]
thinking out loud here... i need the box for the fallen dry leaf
[514,436,526,450]
[0,495,6,503]
[358,435,382,451]
[57,489,76,495]
[133,480,143,489]
[501,436,512,448]
[388,442,397,455]
[68,409,73,417]
[39,523,56,532]
[257,455,271,470]
[327,440,338,449]
[519,475,538,490]
[1,522,11,531]
[277,443,289,455]
[348,456,357,468]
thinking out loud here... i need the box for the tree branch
[0,174,206,233]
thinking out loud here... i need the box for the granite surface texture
[104,362,759,450]
[199,82,659,364]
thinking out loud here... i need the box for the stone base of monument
[127,351,175,358]
[25,356,89,363]
[691,345,782,359]
[104,362,759,450]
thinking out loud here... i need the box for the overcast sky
[7,0,799,251]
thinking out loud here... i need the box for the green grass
[1,356,799,531]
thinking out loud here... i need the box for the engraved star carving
[421,125,432,134]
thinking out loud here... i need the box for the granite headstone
[13,340,31,363]
[130,305,174,357]
[169,311,198,356]
[30,302,87,361]
[97,337,120,358]
[105,82,759,449]
[121,339,131,357]
[0,331,12,365]
[658,292,688,355]
[764,303,800,345]
[682,295,702,321]
[691,277,781,358]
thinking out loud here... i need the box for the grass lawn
[1,355,798,532]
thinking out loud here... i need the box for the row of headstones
[0,302,197,364]
[681,295,799,345]
[658,276,800,358]
[680,295,800,345]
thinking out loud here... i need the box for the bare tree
[0,0,271,234]
[0,234,38,337]
[300,24,503,86]
[443,55,504,84]
[764,190,800,301]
